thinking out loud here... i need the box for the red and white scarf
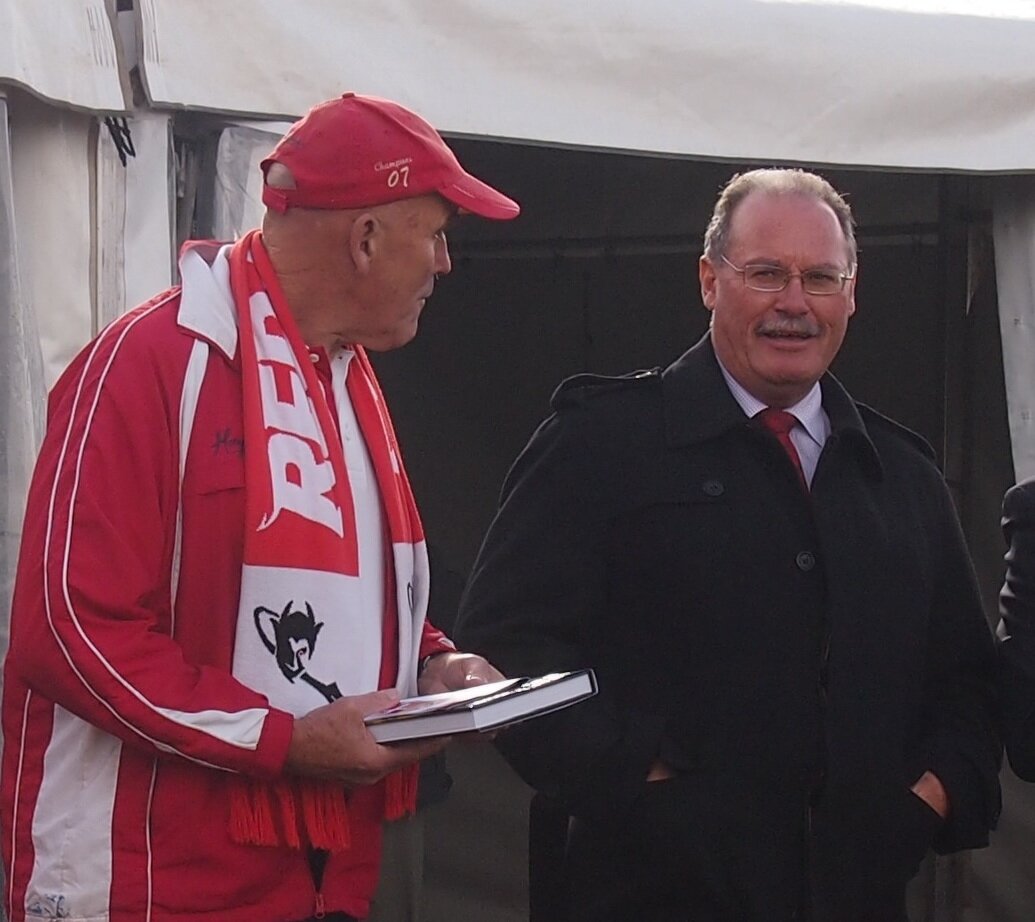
[225,230,428,849]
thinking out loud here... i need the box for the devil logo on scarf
[254,601,343,703]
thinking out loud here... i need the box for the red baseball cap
[261,93,520,221]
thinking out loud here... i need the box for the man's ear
[699,255,718,312]
[348,211,379,274]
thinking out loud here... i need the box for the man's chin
[750,360,825,402]
[363,325,420,353]
[756,346,825,378]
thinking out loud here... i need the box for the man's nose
[436,235,452,276]
[775,276,809,312]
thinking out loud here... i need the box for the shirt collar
[715,357,827,448]
[177,242,238,360]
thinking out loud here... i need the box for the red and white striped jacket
[1,248,452,922]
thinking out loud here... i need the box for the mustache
[756,317,820,337]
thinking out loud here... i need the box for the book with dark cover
[364,670,597,742]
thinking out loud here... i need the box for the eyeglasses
[721,255,855,296]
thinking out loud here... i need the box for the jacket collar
[661,334,884,479]
[177,241,239,361]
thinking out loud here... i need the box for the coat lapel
[661,333,884,482]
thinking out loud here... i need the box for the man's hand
[911,770,950,820]
[285,690,448,786]
[417,651,504,695]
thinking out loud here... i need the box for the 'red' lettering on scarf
[239,268,358,572]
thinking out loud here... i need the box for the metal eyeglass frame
[720,255,855,296]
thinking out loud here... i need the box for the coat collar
[661,334,884,479]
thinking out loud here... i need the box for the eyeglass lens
[743,265,845,295]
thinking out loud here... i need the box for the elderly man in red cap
[0,94,518,922]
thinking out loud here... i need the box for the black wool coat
[456,337,1000,922]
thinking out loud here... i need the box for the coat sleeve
[6,314,293,779]
[997,478,1035,781]
[454,407,664,823]
[921,474,1002,852]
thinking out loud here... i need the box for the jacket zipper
[313,891,327,919]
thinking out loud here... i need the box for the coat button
[702,479,724,496]
[796,551,816,571]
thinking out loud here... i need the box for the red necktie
[756,408,808,490]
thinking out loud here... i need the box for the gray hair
[702,168,857,268]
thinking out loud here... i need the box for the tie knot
[756,407,798,437]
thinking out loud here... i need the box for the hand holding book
[364,670,598,743]
[285,689,449,785]
[417,650,505,695]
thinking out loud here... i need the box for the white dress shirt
[716,359,830,487]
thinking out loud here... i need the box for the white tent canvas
[134,0,1035,171]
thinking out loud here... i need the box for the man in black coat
[998,477,1035,779]
[454,169,1000,922]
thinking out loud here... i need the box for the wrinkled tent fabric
[0,94,45,700]
[10,100,96,387]
[0,0,126,112]
[94,111,175,331]
[212,123,292,242]
[136,0,1035,172]
[994,180,1035,482]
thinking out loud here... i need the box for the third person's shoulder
[1003,476,1035,519]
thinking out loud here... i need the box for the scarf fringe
[227,767,417,852]
[384,764,420,821]
[228,777,351,851]
[301,780,352,850]
[228,776,279,847]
